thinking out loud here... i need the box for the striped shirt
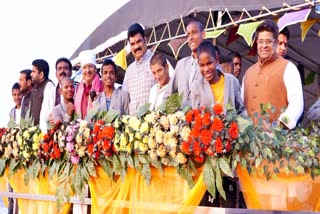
[123,50,156,115]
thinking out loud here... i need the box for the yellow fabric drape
[8,169,70,214]
[236,164,320,211]
[0,174,9,208]
[89,166,205,214]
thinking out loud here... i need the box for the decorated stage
[0,103,319,213]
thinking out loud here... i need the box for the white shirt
[15,109,21,125]
[40,81,56,132]
[149,83,168,111]
[241,61,304,129]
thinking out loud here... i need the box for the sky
[0,0,129,127]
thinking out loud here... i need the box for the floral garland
[0,103,319,206]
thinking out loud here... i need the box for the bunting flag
[247,42,257,57]
[205,29,225,39]
[226,26,240,46]
[301,19,317,42]
[168,37,187,59]
[237,21,263,46]
[277,8,311,32]
[113,48,127,70]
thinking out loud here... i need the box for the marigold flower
[139,122,149,134]
[190,126,201,138]
[194,155,204,163]
[176,153,187,164]
[148,137,157,149]
[180,141,191,155]
[103,140,111,150]
[202,112,211,126]
[213,103,223,115]
[185,110,193,123]
[228,122,239,139]
[42,143,49,153]
[211,117,224,132]
[53,145,61,159]
[193,141,202,156]
[160,116,170,130]
[181,126,191,141]
[87,143,94,155]
[102,126,115,139]
[215,137,223,154]
[200,129,212,146]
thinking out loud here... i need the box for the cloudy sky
[0,0,129,127]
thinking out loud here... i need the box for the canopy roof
[70,0,320,120]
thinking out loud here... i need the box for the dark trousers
[199,177,246,208]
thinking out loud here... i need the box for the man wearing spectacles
[241,19,303,130]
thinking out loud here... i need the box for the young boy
[9,82,22,126]
[149,53,170,110]
[93,59,129,115]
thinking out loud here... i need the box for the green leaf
[218,158,233,178]
[203,161,216,198]
[86,161,96,177]
[142,163,151,185]
[104,110,120,123]
[255,158,261,168]
[165,92,182,114]
[127,155,134,168]
[99,159,113,179]
[298,156,304,164]
[305,71,316,85]
[215,166,226,200]
[137,103,151,118]
[138,155,148,164]
[265,148,272,158]
[177,165,194,188]
[0,159,6,176]
[236,117,252,133]
[188,159,198,174]
[296,166,305,174]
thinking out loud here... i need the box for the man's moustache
[59,71,67,77]
[134,48,142,53]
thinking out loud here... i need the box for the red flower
[211,117,224,132]
[190,126,201,138]
[195,114,202,127]
[228,122,239,139]
[103,140,111,150]
[202,112,211,126]
[200,129,212,146]
[213,103,223,115]
[193,141,201,156]
[180,141,191,155]
[193,109,200,117]
[87,143,94,155]
[215,137,223,154]
[225,141,231,152]
[53,145,61,159]
[185,110,193,123]
[102,126,115,140]
[42,143,49,153]
[194,155,204,163]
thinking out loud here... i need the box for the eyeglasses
[257,39,275,46]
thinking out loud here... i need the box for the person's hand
[49,113,55,126]
[66,102,75,116]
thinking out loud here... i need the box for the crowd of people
[7,18,320,208]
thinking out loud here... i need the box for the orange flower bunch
[89,119,115,161]
[181,104,239,163]
[38,122,63,162]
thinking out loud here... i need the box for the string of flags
[113,7,319,69]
